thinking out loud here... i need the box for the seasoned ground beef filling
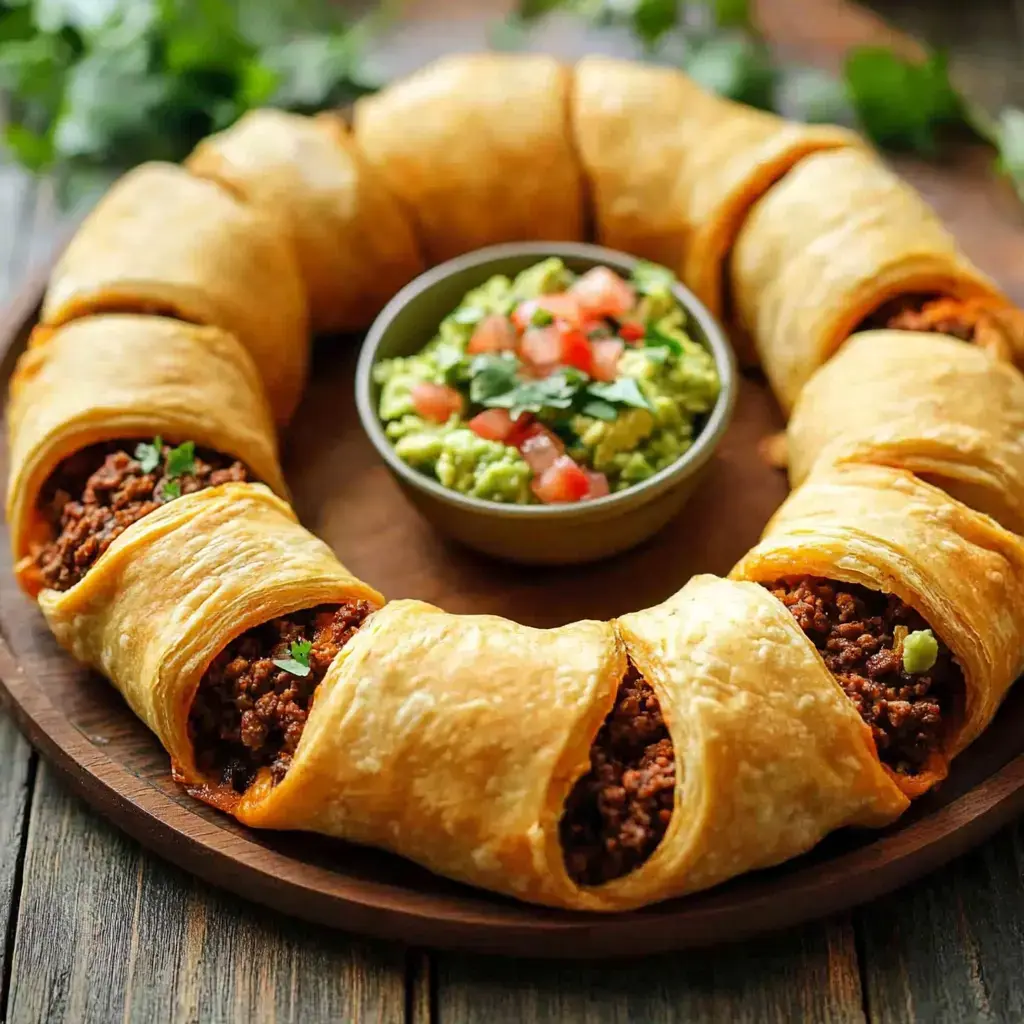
[560,666,675,886]
[188,601,373,793]
[767,576,962,774]
[35,440,248,592]
[864,294,1024,358]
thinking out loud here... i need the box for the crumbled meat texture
[869,294,980,341]
[766,576,962,774]
[35,440,249,592]
[865,294,1024,349]
[559,666,675,887]
[188,601,374,793]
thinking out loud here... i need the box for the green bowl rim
[355,241,738,520]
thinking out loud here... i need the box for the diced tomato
[531,455,591,504]
[519,326,562,374]
[558,328,594,375]
[570,266,636,319]
[505,413,538,449]
[519,425,565,476]
[467,314,516,354]
[512,293,583,331]
[468,408,515,442]
[583,470,610,499]
[618,320,645,343]
[591,337,624,381]
[411,382,463,424]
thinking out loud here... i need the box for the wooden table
[3,2,1024,1021]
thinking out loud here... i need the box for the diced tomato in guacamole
[373,257,721,506]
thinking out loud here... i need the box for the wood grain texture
[1,0,1024,1018]
[436,920,864,1024]
[5,763,409,1024]
[0,716,33,1020]
[856,822,1024,1023]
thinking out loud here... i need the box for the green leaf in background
[53,43,173,163]
[632,0,678,48]
[775,65,855,126]
[518,0,566,18]
[4,122,52,170]
[682,32,775,110]
[712,0,750,29]
[843,46,961,154]
[995,107,1024,202]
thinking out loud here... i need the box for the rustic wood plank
[856,820,1024,1023]
[5,762,409,1024]
[0,716,34,1020]
[435,918,865,1024]
[0,160,42,1022]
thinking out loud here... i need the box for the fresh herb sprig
[505,0,1024,201]
[465,351,656,423]
[273,638,313,678]
[134,436,163,474]
[0,0,391,192]
[134,436,196,502]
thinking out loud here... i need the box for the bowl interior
[355,241,737,518]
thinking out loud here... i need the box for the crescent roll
[220,578,906,911]
[353,53,584,263]
[787,331,1024,534]
[41,162,309,425]
[730,148,1008,413]
[7,315,286,595]
[39,483,382,773]
[732,464,1024,792]
[186,110,424,334]
[572,57,858,320]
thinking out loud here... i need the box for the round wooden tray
[4,246,1024,960]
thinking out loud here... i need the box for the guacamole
[373,258,721,504]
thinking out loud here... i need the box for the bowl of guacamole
[356,242,736,565]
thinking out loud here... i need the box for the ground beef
[35,440,249,592]
[863,294,1024,360]
[766,576,962,775]
[188,601,374,793]
[560,666,675,887]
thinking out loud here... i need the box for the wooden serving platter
[2,160,1024,956]
[4,0,1024,958]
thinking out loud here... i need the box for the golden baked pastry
[787,331,1024,533]
[41,162,309,425]
[733,464,1024,796]
[7,314,285,596]
[187,109,424,334]
[730,148,1008,412]
[353,53,584,263]
[7,52,1024,914]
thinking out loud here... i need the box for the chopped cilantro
[165,440,196,479]
[134,436,162,474]
[631,260,676,295]
[587,377,653,412]
[644,325,684,357]
[581,398,619,422]
[530,307,555,327]
[160,480,182,502]
[483,369,583,420]
[273,638,313,678]
[468,353,519,404]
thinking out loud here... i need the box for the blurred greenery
[506,0,1024,200]
[0,0,1020,205]
[0,0,387,189]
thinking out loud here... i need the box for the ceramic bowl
[355,241,737,565]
